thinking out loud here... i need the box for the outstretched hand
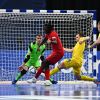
[18,65,24,71]
[18,64,28,71]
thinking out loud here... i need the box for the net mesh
[0,13,93,81]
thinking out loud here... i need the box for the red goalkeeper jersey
[45,30,64,53]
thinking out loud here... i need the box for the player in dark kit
[28,23,64,85]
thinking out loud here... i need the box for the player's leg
[39,69,58,84]
[73,63,95,81]
[27,61,44,83]
[50,59,72,76]
[81,75,95,81]
[28,59,51,85]
[43,53,63,85]
[12,68,27,84]
[28,60,52,86]
[27,60,57,84]
[34,60,50,79]
[31,53,63,85]
[50,63,64,76]
[74,71,95,81]
[12,61,31,84]
[43,60,53,85]
[35,61,58,84]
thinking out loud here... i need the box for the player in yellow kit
[50,33,98,82]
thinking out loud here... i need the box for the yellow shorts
[63,59,82,75]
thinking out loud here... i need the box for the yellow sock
[50,67,59,76]
[81,75,95,81]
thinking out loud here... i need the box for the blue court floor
[0,81,100,100]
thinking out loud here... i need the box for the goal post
[0,9,97,81]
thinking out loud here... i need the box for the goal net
[0,11,93,81]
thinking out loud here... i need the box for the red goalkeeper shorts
[46,52,64,64]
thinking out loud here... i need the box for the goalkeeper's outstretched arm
[63,47,73,52]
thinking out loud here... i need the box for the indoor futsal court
[0,81,100,100]
[0,9,100,100]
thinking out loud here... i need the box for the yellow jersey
[72,37,85,64]
[99,33,100,38]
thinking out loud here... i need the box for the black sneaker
[12,79,17,84]
[50,79,58,84]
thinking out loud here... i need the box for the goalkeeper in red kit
[28,23,64,85]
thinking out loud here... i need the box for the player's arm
[63,47,73,52]
[89,36,100,48]
[47,39,57,44]
[47,36,57,44]
[19,53,30,71]
[23,54,30,64]
[18,43,33,71]
[79,36,90,44]
[40,48,46,61]
[39,37,48,47]
[51,37,57,44]
[22,43,32,66]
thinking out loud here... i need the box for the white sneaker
[44,80,52,86]
[27,77,37,83]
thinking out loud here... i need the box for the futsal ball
[28,66,36,74]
